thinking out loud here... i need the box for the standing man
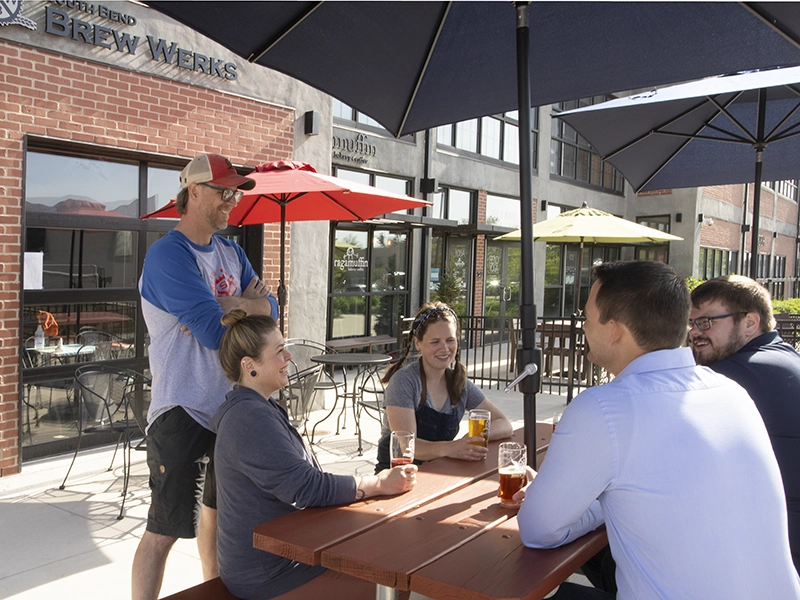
[132,154,276,600]
[517,261,799,599]
[690,274,800,571]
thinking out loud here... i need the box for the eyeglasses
[199,182,243,204]
[688,312,747,331]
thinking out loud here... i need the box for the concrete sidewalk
[0,387,576,599]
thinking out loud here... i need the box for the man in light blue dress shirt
[517,261,800,600]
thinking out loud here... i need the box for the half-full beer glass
[468,409,491,448]
[498,442,527,507]
[390,431,415,468]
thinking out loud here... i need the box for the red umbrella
[143,160,430,330]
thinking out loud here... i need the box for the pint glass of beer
[498,442,527,507]
[390,430,415,468]
[468,409,491,448]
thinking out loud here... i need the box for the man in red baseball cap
[133,153,276,600]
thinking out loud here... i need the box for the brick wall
[0,40,294,474]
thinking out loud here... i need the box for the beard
[692,330,749,366]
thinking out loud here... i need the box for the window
[635,215,672,263]
[437,110,538,168]
[485,194,520,229]
[333,167,413,216]
[773,255,787,299]
[551,98,625,193]
[332,98,415,140]
[430,188,474,225]
[767,180,799,201]
[699,247,740,280]
[21,144,251,458]
[329,226,409,339]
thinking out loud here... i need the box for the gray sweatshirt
[210,386,357,599]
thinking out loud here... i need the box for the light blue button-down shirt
[519,347,800,599]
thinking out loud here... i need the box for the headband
[411,306,458,337]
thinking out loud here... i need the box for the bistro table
[309,352,392,455]
[254,427,607,600]
[29,343,96,365]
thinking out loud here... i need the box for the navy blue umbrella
[558,65,800,279]
[147,0,800,463]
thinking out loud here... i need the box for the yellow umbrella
[495,204,683,244]
[494,203,682,310]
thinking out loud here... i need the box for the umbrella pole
[748,88,767,281]
[575,240,585,314]
[279,202,287,333]
[515,2,542,468]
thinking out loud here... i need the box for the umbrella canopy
[145,0,800,465]
[495,205,684,244]
[142,160,429,331]
[147,2,800,138]
[496,204,683,311]
[557,65,800,279]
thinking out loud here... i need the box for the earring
[250,370,257,377]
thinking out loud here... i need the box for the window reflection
[486,194,520,229]
[147,166,181,215]
[22,301,137,354]
[25,228,138,289]
[26,152,139,217]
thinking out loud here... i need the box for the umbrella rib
[741,2,800,52]
[602,97,711,160]
[636,135,694,192]
[653,128,750,144]
[705,92,758,144]
[321,191,362,220]
[248,2,324,63]
[395,2,452,138]
[763,92,800,143]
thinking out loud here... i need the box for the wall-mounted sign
[334,247,368,272]
[332,133,376,165]
[29,1,240,80]
[0,0,37,29]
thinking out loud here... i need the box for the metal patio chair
[58,365,150,520]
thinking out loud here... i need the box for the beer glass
[468,409,491,447]
[390,430,415,468]
[498,442,527,507]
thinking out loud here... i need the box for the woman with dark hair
[375,302,513,472]
[212,309,417,600]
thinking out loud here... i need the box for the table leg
[375,583,399,600]
[308,367,347,444]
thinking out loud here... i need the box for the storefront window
[25,228,138,289]
[485,194,520,229]
[429,188,474,224]
[329,227,409,339]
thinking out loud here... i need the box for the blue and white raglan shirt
[139,229,259,431]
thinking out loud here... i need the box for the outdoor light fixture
[540,200,548,212]
[420,177,439,194]
[675,212,682,223]
[304,110,319,135]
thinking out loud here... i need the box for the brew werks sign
[5,0,240,80]
[332,133,376,165]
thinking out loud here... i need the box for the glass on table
[468,409,491,448]
[498,441,527,508]
[390,430,415,468]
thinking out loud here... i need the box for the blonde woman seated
[212,310,417,600]
[375,302,513,472]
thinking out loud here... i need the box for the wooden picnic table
[253,426,607,600]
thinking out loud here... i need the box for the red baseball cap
[179,154,255,191]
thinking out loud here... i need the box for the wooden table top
[253,425,606,600]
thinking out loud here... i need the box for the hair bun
[221,308,248,328]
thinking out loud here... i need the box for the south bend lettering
[44,4,238,80]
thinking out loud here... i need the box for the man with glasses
[690,274,800,571]
[516,262,798,599]
[133,154,277,600]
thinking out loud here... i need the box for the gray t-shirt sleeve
[464,378,486,411]
[384,362,421,411]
